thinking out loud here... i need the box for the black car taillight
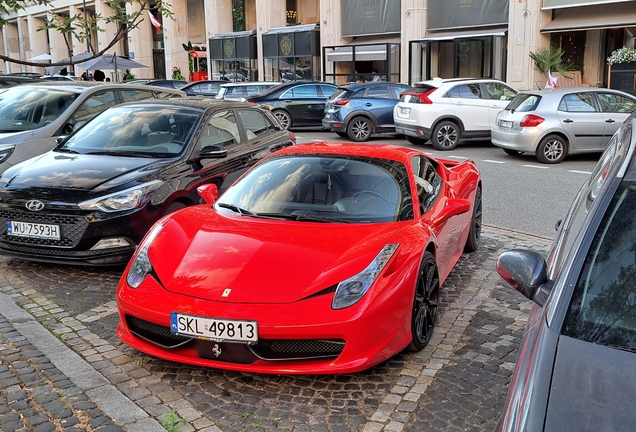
[399,88,435,104]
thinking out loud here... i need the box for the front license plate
[170,312,258,343]
[499,120,513,128]
[7,221,60,240]
[400,107,411,115]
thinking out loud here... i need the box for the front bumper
[116,271,414,374]
[394,122,431,140]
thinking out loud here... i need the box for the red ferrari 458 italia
[116,142,482,374]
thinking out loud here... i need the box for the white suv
[394,78,518,150]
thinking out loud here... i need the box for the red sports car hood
[150,210,402,304]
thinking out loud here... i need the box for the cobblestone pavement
[0,227,551,431]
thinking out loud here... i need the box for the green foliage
[161,408,186,432]
[608,47,636,65]
[529,46,574,79]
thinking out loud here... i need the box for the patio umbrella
[76,54,147,80]
[45,51,92,75]
[28,53,52,62]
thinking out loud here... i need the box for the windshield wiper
[86,150,155,158]
[599,342,636,354]
[216,203,254,216]
[255,212,352,223]
[55,148,79,154]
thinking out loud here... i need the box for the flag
[545,70,559,89]
[148,10,162,32]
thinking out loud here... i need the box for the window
[282,85,319,98]
[238,109,276,138]
[120,90,155,102]
[188,83,220,94]
[391,85,410,100]
[597,92,636,114]
[367,86,391,99]
[412,156,442,214]
[72,91,118,123]
[558,93,597,112]
[200,110,241,148]
[446,84,481,99]
[319,85,337,98]
[484,82,517,101]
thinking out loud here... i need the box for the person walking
[123,69,134,81]
[172,67,184,80]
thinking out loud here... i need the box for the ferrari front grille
[250,339,345,361]
[125,315,192,348]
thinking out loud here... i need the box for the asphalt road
[293,130,600,239]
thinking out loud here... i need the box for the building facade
[1,0,635,91]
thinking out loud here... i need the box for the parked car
[124,78,188,90]
[116,141,482,373]
[0,82,183,174]
[214,82,280,101]
[491,87,636,163]
[0,98,295,265]
[212,73,249,82]
[393,78,518,150]
[323,82,411,142]
[181,80,227,97]
[248,82,338,130]
[6,72,44,78]
[495,113,636,431]
[0,75,43,88]
[41,75,76,81]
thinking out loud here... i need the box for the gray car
[491,87,636,163]
[0,82,183,174]
[495,115,636,431]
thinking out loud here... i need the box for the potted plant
[529,46,574,83]
[607,47,636,69]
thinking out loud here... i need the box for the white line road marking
[568,170,592,175]
[523,164,550,169]
[447,155,469,159]
[482,160,506,164]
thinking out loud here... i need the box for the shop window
[286,0,298,25]
[232,0,245,32]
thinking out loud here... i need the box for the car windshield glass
[0,87,77,132]
[58,105,201,157]
[506,94,541,112]
[217,155,413,223]
[563,182,636,351]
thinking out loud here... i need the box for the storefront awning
[263,23,317,35]
[211,30,255,39]
[326,45,392,62]
[542,3,636,32]
[420,29,507,41]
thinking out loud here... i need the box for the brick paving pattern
[0,229,551,431]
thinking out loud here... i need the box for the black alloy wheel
[464,185,482,252]
[431,120,460,150]
[408,251,440,351]
[347,116,373,142]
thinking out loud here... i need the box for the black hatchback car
[495,114,636,431]
[247,82,338,130]
[0,98,295,265]
[322,82,410,142]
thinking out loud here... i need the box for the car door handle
[284,99,292,103]
[563,119,574,123]
[605,119,616,123]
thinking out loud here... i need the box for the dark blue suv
[322,82,410,142]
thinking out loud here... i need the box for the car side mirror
[55,136,68,145]
[431,197,471,225]
[555,219,562,231]
[197,183,219,204]
[199,145,228,159]
[496,249,551,306]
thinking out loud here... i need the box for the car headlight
[78,180,163,212]
[0,144,15,163]
[332,244,399,310]
[126,223,164,288]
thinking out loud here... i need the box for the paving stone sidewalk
[0,227,552,431]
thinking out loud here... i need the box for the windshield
[563,182,636,351]
[218,155,412,223]
[59,105,201,157]
[0,87,77,132]
[506,94,541,112]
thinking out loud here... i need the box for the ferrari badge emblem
[222,288,231,297]
[212,344,222,357]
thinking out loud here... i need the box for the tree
[0,0,173,68]
[529,46,574,80]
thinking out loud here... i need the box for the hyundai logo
[25,200,45,211]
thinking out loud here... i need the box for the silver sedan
[491,87,636,163]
